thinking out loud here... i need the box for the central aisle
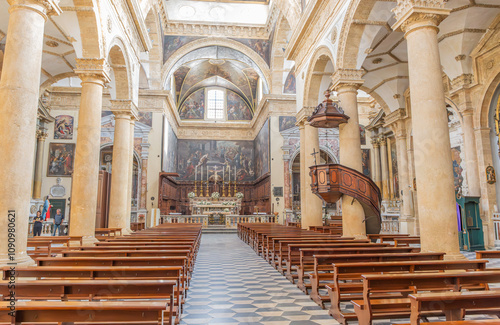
[180,233,336,325]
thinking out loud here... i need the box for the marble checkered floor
[180,233,335,325]
[181,234,500,325]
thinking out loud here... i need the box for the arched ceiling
[174,57,260,113]
[0,0,79,88]
[339,0,500,113]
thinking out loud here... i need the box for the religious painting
[451,146,464,192]
[359,125,366,145]
[390,138,399,198]
[162,118,178,173]
[163,36,201,63]
[177,139,254,181]
[283,68,296,94]
[179,89,205,120]
[279,116,297,132]
[227,91,252,121]
[173,66,190,101]
[232,38,270,65]
[137,112,152,127]
[254,119,270,178]
[242,68,259,104]
[54,115,73,140]
[361,149,371,178]
[47,143,75,177]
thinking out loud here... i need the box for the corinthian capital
[110,99,139,120]
[74,58,111,84]
[331,69,364,92]
[392,0,450,33]
[8,0,62,17]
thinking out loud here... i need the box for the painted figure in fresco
[55,116,73,139]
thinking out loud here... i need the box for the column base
[0,253,36,267]
[122,228,132,235]
[443,252,467,260]
[81,235,99,246]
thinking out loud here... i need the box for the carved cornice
[392,0,450,33]
[450,73,474,92]
[296,106,315,126]
[110,99,139,120]
[8,0,62,17]
[165,22,268,39]
[74,58,111,84]
[162,1,279,39]
[331,69,364,91]
[285,0,341,73]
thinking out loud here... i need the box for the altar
[189,196,242,226]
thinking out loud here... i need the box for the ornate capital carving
[36,129,48,141]
[8,0,62,18]
[331,69,364,92]
[74,58,111,85]
[296,106,315,126]
[110,99,139,120]
[450,73,474,92]
[392,0,450,34]
[371,138,380,148]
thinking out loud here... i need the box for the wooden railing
[309,164,382,234]
[28,221,69,237]
[160,215,275,228]
[493,213,500,247]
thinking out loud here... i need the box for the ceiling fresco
[174,58,260,118]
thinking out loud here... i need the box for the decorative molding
[438,29,487,43]
[331,69,364,90]
[74,58,111,83]
[110,99,139,120]
[392,0,450,33]
[450,73,474,92]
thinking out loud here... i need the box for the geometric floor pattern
[181,234,500,325]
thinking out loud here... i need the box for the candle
[195,166,198,181]
[228,166,231,182]
[234,166,236,181]
[223,167,225,182]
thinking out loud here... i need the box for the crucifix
[311,148,319,166]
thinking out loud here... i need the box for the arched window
[207,89,225,120]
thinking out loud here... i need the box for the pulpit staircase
[310,164,382,234]
[307,91,382,234]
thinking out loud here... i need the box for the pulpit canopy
[308,90,349,128]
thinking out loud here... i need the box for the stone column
[394,125,415,234]
[139,141,150,211]
[70,59,110,246]
[108,100,137,234]
[380,136,391,200]
[332,69,366,238]
[125,118,136,232]
[33,129,48,199]
[297,109,323,229]
[393,1,461,258]
[0,0,61,266]
[372,138,382,189]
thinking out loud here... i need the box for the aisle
[180,233,336,325]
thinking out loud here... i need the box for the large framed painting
[54,115,74,140]
[279,116,296,132]
[47,143,75,177]
[254,119,270,178]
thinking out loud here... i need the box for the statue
[486,165,496,184]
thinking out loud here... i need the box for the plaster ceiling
[355,0,500,112]
[164,0,270,25]
[0,0,79,88]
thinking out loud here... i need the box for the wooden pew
[0,301,171,325]
[352,271,500,325]
[476,250,500,260]
[394,237,421,247]
[409,291,500,325]
[325,259,488,323]
[306,251,443,306]
[297,252,444,294]
[27,236,84,257]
